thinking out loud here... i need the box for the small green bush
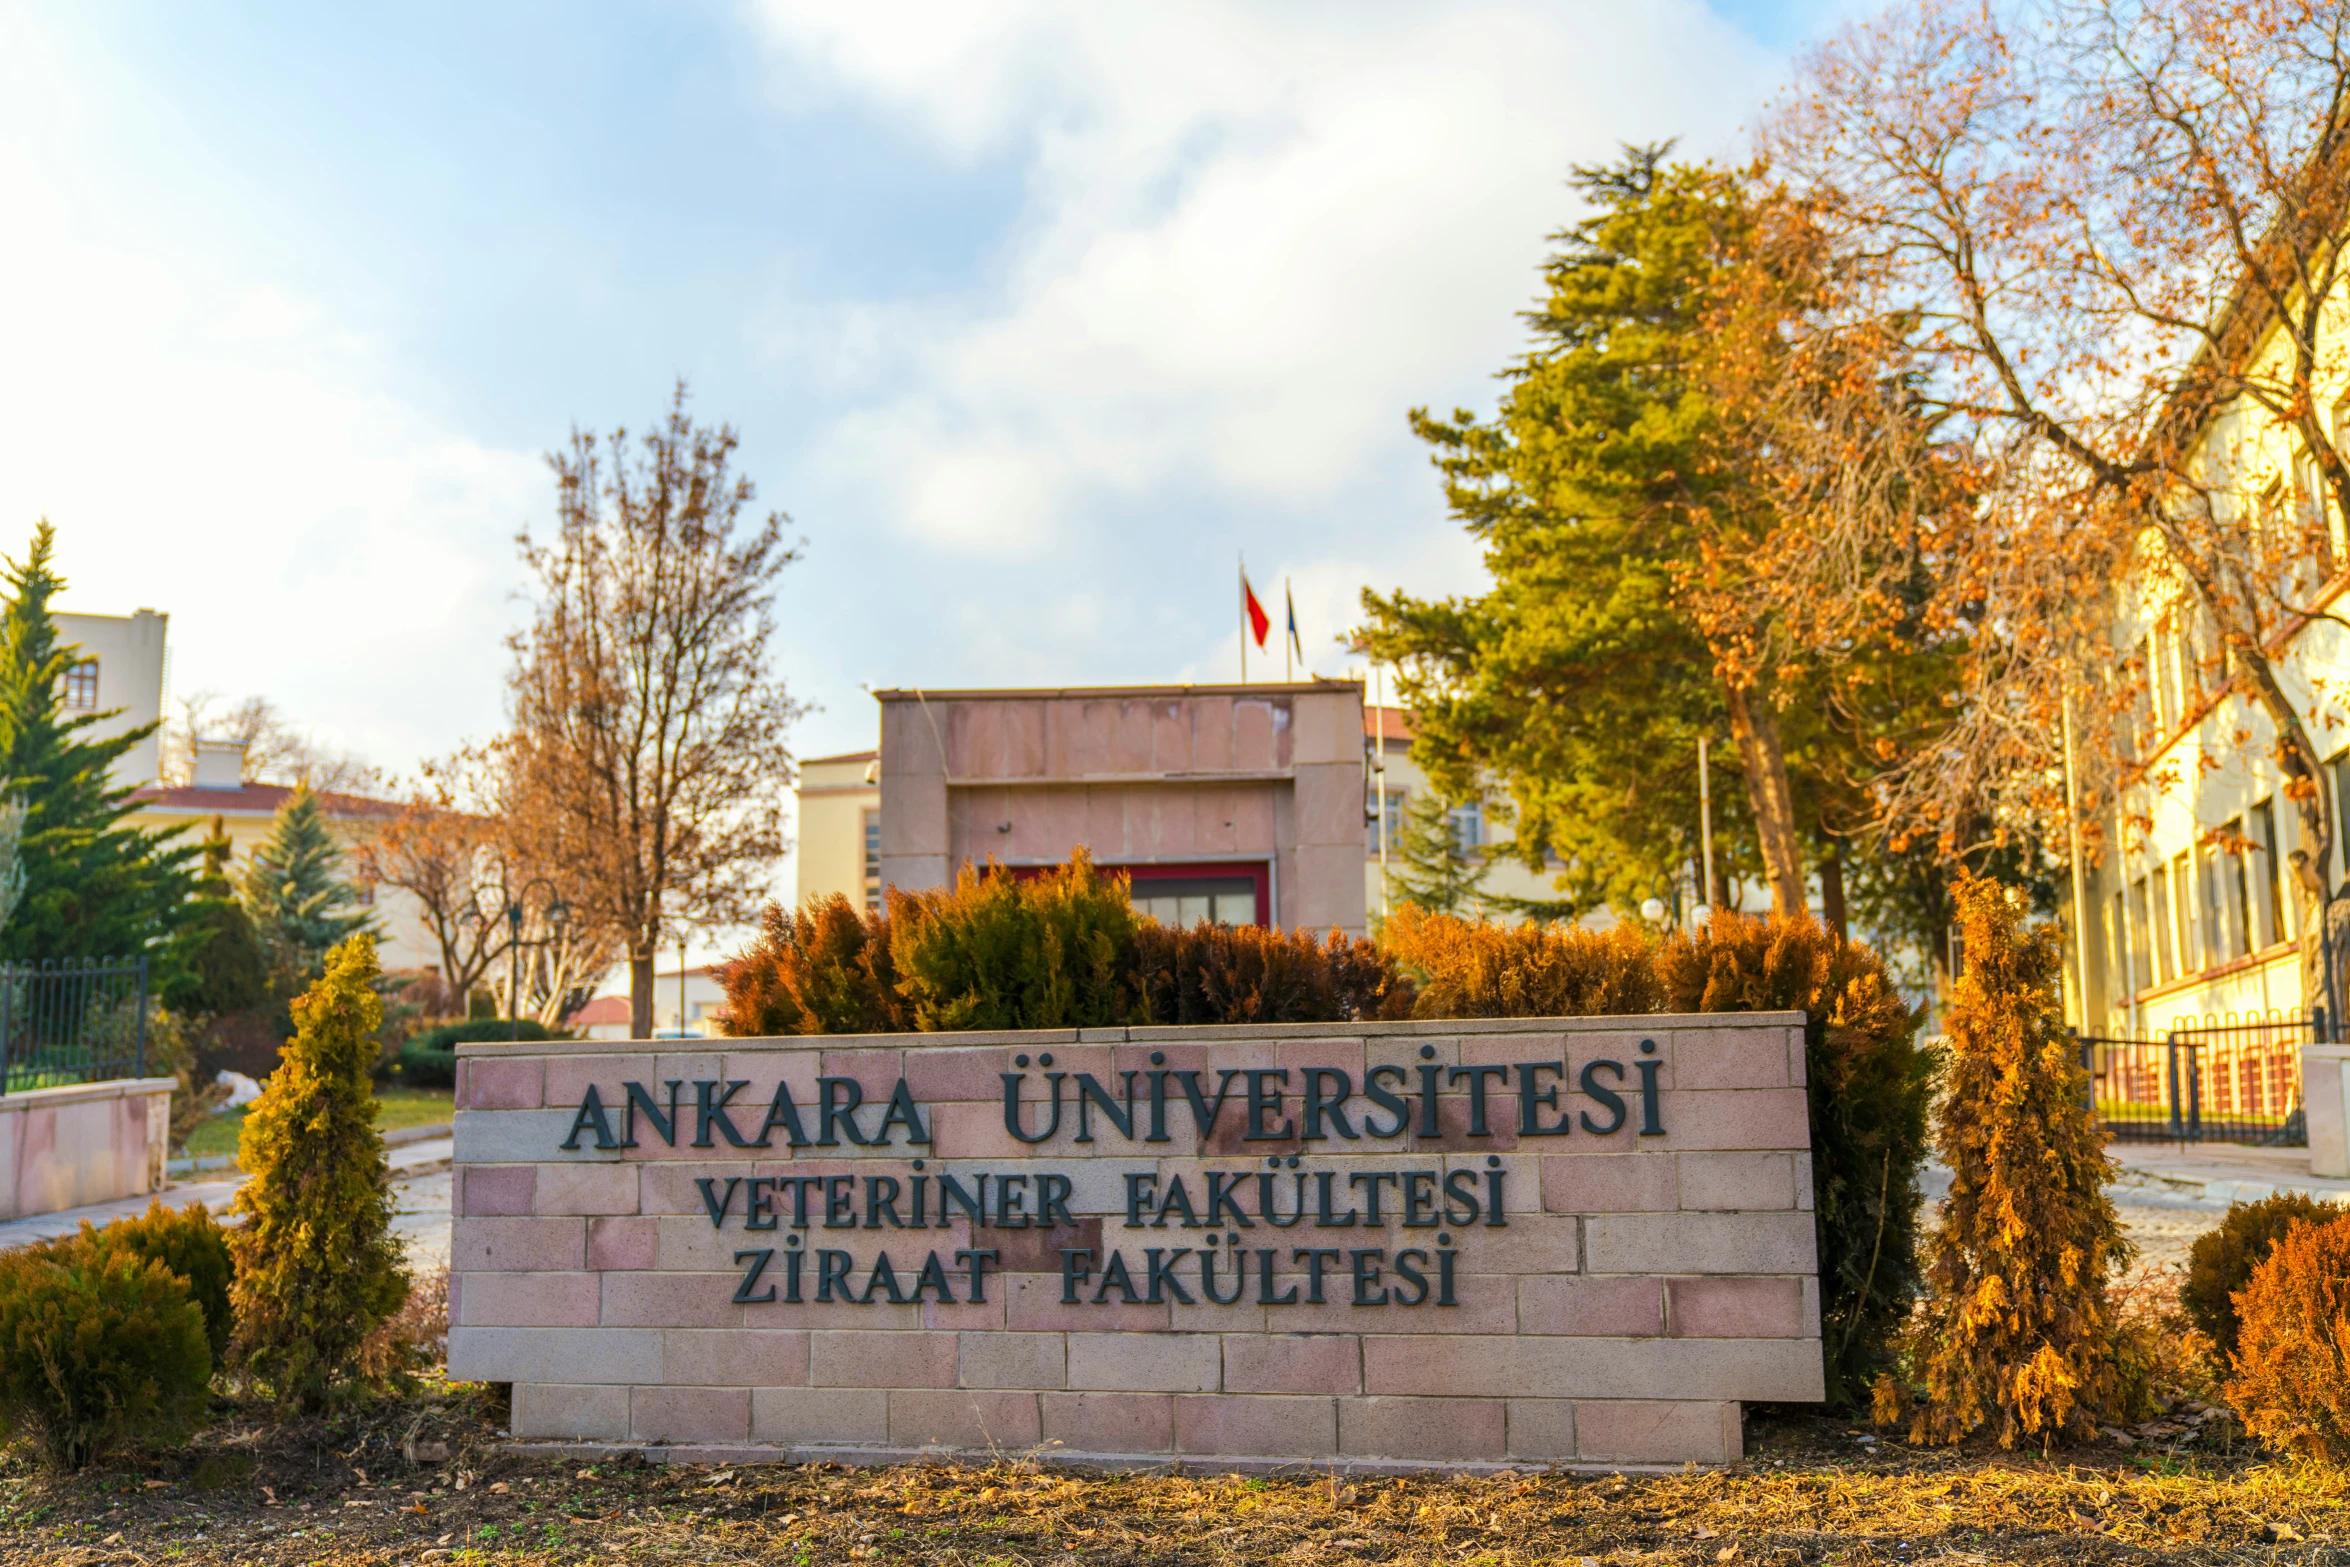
[1658,910,1933,1409]
[1133,921,1416,1024]
[2184,1192,2336,1366]
[398,1017,559,1086]
[719,894,905,1036]
[231,934,410,1410]
[2226,1209,2350,1459]
[0,1237,211,1469]
[1380,905,1660,1017]
[71,1201,235,1361]
[888,851,1142,1031]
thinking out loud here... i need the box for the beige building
[56,609,168,788]
[794,750,880,913]
[1360,703,1581,924]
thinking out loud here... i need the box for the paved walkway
[0,1132,454,1266]
[2107,1141,2350,1209]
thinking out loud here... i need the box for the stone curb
[500,1438,1687,1477]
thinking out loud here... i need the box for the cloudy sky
[1,0,1845,825]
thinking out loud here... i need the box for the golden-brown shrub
[1381,905,1659,1017]
[1133,923,1415,1025]
[2183,1192,2335,1367]
[888,851,1142,1031]
[718,894,905,1036]
[1906,877,2129,1450]
[2226,1209,2350,1459]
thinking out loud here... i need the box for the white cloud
[0,10,541,778]
[750,0,1780,549]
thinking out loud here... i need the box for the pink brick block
[1518,1276,1663,1337]
[664,1328,809,1386]
[1506,1398,1576,1461]
[1360,1335,1515,1398]
[1042,1392,1173,1454]
[1339,1396,1505,1461]
[452,1217,584,1273]
[466,1057,543,1110]
[1655,1089,1809,1151]
[753,1387,889,1444]
[1575,1398,1741,1463]
[454,1271,599,1328]
[1541,1154,1677,1213]
[812,1330,958,1389]
[820,1048,905,1098]
[588,1216,659,1271]
[888,1389,1041,1449]
[544,1055,649,1108]
[746,1297,924,1331]
[958,1331,1065,1389]
[1678,1152,1795,1212]
[463,1166,535,1217]
[601,1271,740,1328]
[1222,1334,1360,1394]
[1456,1031,1568,1068]
[1667,1276,1809,1339]
[632,1386,750,1443]
[1173,1394,1336,1457]
[1669,1027,1791,1090]
[899,1047,1014,1104]
[536,1161,640,1216]
[514,1383,630,1440]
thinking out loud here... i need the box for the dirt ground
[3,1375,2345,1567]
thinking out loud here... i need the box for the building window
[1448,801,1482,856]
[2171,850,2195,978]
[2224,816,2254,959]
[1129,877,1258,929]
[2195,842,2223,970]
[2253,797,2287,947]
[2129,877,2153,991]
[1367,788,1404,856]
[2149,865,2174,984]
[62,659,98,711]
[861,808,882,913]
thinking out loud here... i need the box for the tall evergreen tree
[163,816,267,1018]
[0,523,197,964]
[238,786,374,990]
[1387,791,1489,918]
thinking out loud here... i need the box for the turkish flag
[1242,576,1271,647]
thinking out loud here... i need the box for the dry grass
[4,1388,2347,1565]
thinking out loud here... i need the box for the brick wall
[449,1014,1821,1469]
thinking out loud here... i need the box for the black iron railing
[2076,1009,2314,1147]
[0,958,150,1094]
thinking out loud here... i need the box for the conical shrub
[229,933,409,1409]
[1905,876,2129,1449]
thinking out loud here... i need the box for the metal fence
[2076,1010,2313,1147]
[0,958,149,1094]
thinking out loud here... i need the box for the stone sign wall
[448,1014,1822,1470]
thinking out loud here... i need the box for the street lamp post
[473,878,571,1043]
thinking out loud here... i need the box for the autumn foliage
[1904,877,2130,1449]
[1380,905,1661,1018]
[2225,1210,2350,1460]
[2182,1193,2336,1368]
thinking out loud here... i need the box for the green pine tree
[163,816,267,1018]
[0,522,198,965]
[229,933,407,1408]
[1387,791,1489,917]
[238,785,374,991]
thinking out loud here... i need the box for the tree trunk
[630,951,656,1040]
[1819,852,1848,942]
[1724,681,1806,917]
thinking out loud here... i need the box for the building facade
[875,681,1370,935]
[794,751,881,913]
[55,609,168,788]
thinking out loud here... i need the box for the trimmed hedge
[0,1236,211,1469]
[889,851,1143,1031]
[719,894,904,1036]
[2227,1209,2350,1459]
[1381,906,1660,1017]
[2184,1192,2336,1367]
[1134,922,1414,1024]
[398,1017,560,1087]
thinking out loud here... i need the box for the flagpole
[1284,577,1293,682]
[1238,554,1247,683]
